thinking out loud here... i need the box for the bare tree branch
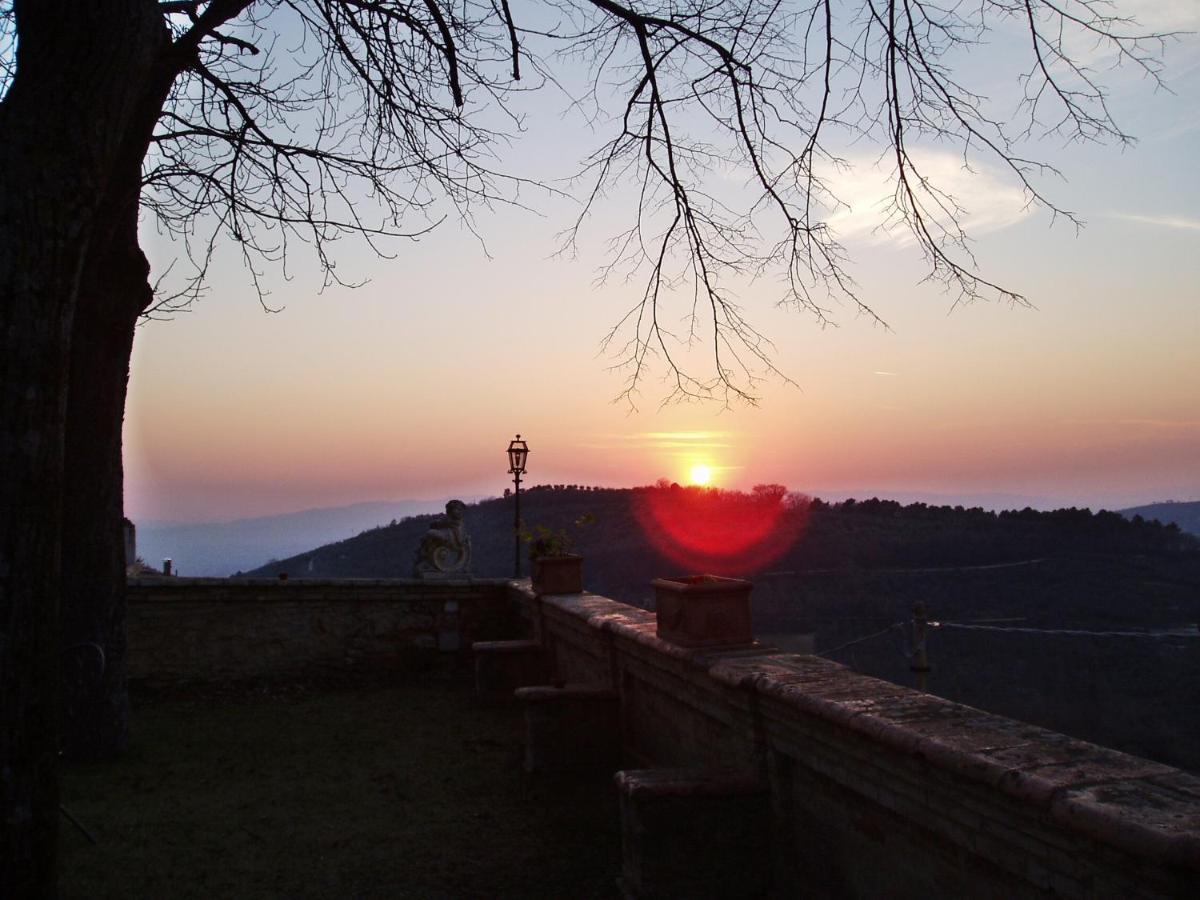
[128,0,1174,405]
[0,1,15,96]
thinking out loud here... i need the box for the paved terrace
[60,675,621,898]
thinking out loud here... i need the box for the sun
[688,464,713,486]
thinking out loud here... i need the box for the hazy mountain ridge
[238,486,1200,776]
[137,499,456,576]
[1121,500,1200,537]
[246,486,1200,632]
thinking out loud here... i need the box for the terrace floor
[59,675,621,898]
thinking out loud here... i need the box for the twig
[60,804,98,846]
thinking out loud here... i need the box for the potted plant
[524,514,593,595]
[650,574,754,648]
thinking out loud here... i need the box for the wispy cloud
[580,431,735,452]
[1146,107,1200,142]
[1055,1,1200,69]
[1107,212,1200,232]
[823,151,1033,245]
[873,370,898,377]
[589,431,732,442]
[638,431,731,441]
[1063,418,1200,429]
[1114,0,1200,34]
[650,442,733,449]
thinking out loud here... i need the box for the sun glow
[631,482,807,575]
[688,464,713,486]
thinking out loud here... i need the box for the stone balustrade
[125,576,1200,896]
[516,583,1200,898]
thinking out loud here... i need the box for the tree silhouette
[0,0,1174,892]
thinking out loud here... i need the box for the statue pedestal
[414,570,471,581]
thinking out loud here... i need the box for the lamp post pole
[513,467,522,577]
[506,435,529,578]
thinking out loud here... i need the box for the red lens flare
[632,486,808,575]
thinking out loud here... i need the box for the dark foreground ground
[60,677,620,899]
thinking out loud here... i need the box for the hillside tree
[0,0,1170,893]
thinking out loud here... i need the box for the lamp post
[507,434,529,578]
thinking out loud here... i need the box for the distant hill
[246,486,640,588]
[247,486,1200,632]
[136,499,454,576]
[1121,501,1200,537]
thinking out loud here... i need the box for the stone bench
[514,683,620,776]
[615,768,770,898]
[472,639,547,705]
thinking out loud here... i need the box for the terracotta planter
[532,554,583,595]
[651,575,754,648]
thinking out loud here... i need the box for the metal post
[910,600,930,692]
[513,469,522,578]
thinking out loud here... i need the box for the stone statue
[413,499,472,576]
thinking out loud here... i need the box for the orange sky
[123,11,1200,523]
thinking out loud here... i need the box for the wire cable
[934,622,1198,639]
[817,622,905,657]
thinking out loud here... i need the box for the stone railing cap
[512,581,1200,869]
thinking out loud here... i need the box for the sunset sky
[124,2,1200,524]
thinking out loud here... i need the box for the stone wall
[516,585,1200,898]
[126,577,513,684]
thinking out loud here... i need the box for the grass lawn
[60,677,621,898]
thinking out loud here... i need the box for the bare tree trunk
[0,162,78,900]
[0,2,168,894]
[59,198,150,761]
